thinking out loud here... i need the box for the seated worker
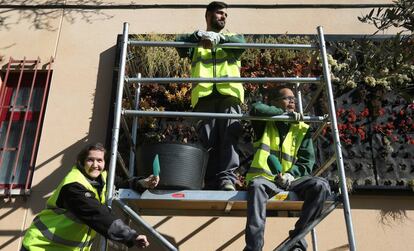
[244,87,331,251]
[175,1,245,191]
[21,143,156,251]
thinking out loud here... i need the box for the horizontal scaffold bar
[123,110,326,123]
[128,40,318,49]
[126,77,322,84]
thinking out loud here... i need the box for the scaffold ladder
[103,22,357,251]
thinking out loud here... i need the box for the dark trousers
[194,91,242,188]
[244,176,331,251]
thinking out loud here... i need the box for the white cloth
[275,172,295,189]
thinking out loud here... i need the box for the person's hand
[144,175,160,189]
[206,32,224,45]
[137,175,160,189]
[134,235,149,248]
[288,111,303,121]
[196,30,224,48]
[275,173,295,189]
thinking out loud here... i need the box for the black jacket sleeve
[115,176,148,193]
[57,183,138,247]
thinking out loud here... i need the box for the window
[0,57,53,195]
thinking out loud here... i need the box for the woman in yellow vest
[21,143,156,251]
[244,87,331,251]
[176,1,245,191]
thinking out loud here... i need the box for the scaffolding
[105,22,357,251]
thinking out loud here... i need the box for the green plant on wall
[126,34,322,144]
[328,37,414,101]
[126,33,413,142]
[356,0,414,101]
[358,0,413,34]
[121,31,413,189]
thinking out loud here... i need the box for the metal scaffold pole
[317,26,357,251]
[107,22,129,208]
[100,22,129,251]
[128,73,141,177]
[107,22,356,251]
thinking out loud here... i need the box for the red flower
[360,108,369,117]
[344,138,352,145]
[347,113,357,123]
[357,128,366,140]
[373,124,381,132]
[385,122,395,130]
[349,125,357,134]
[337,108,345,117]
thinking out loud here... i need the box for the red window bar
[0,57,53,195]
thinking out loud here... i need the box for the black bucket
[136,142,208,190]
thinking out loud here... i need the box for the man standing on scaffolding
[176,1,245,191]
[244,87,331,251]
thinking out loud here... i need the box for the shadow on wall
[24,38,117,213]
[0,137,88,250]
[0,35,116,251]
[0,0,114,31]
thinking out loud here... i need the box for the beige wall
[0,1,410,250]
[134,195,414,251]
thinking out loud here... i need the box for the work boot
[220,181,236,191]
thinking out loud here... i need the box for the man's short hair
[206,1,227,16]
[77,142,107,167]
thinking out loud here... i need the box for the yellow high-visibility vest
[22,166,107,251]
[246,122,309,183]
[191,46,244,107]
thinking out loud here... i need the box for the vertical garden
[119,1,413,191]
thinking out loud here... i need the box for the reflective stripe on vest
[49,208,84,224]
[246,121,309,183]
[32,216,95,248]
[22,167,107,251]
[190,46,244,107]
[254,143,298,164]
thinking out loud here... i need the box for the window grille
[0,57,53,195]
